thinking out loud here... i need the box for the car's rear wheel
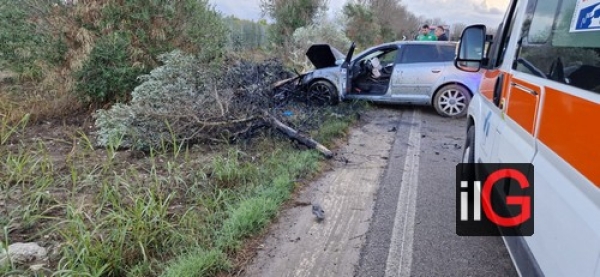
[433,84,471,118]
[307,80,339,106]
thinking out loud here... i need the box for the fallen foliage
[93,50,342,156]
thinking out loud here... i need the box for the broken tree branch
[271,75,301,90]
[263,111,333,159]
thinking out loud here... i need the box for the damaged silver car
[299,41,483,117]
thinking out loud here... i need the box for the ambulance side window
[513,0,600,94]
[486,0,519,69]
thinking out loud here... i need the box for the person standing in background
[416,24,437,41]
[435,26,449,41]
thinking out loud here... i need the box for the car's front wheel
[433,84,471,118]
[307,80,339,106]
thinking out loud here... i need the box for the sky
[210,0,510,28]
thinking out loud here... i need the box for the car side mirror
[454,25,487,72]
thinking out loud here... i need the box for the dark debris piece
[312,203,325,222]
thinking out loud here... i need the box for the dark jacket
[437,34,449,41]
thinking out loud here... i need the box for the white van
[454,0,600,276]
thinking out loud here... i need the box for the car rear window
[400,44,456,63]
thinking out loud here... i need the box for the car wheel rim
[308,83,332,104]
[438,89,467,116]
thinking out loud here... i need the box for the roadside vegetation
[0,0,460,276]
[0,105,359,276]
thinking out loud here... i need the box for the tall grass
[0,113,29,146]
[0,103,361,277]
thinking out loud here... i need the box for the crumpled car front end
[299,43,353,104]
[304,44,346,69]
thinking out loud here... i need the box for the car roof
[352,40,457,60]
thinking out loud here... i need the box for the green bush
[98,0,226,65]
[74,32,146,103]
[75,0,227,104]
[92,50,212,149]
[0,0,228,105]
[0,0,64,79]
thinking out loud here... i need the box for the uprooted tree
[93,50,343,158]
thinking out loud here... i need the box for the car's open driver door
[340,42,356,100]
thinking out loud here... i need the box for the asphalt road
[355,106,518,277]
[240,106,519,277]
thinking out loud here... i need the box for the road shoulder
[239,107,403,277]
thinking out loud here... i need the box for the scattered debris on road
[312,203,325,222]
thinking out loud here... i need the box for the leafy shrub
[0,0,227,105]
[77,0,228,104]
[0,0,65,79]
[98,0,227,65]
[74,32,146,103]
[93,50,210,149]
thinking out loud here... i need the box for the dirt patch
[236,107,402,277]
[0,71,16,82]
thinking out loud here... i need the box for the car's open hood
[305,44,346,69]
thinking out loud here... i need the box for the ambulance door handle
[511,82,538,96]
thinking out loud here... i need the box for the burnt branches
[93,50,339,156]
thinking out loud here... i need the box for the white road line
[384,109,422,277]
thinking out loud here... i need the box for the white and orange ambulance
[455,0,600,276]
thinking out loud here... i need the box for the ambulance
[454,0,600,276]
